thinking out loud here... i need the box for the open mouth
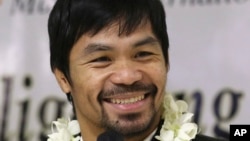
[99,83,157,106]
[103,93,150,105]
[110,95,145,104]
[101,92,154,112]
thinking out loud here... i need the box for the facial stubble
[98,82,158,136]
[101,101,156,137]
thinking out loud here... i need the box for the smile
[102,93,152,112]
[110,95,145,104]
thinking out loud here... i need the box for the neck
[78,117,105,141]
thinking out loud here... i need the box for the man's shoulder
[193,134,228,141]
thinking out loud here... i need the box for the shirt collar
[144,129,157,141]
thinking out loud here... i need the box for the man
[47,0,228,140]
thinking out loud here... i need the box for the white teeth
[110,95,145,104]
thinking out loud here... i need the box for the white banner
[1,0,250,140]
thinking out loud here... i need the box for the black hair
[48,0,169,81]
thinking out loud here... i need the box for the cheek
[70,68,105,120]
[147,64,167,107]
[147,63,167,84]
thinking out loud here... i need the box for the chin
[101,104,157,136]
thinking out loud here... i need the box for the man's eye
[91,57,111,62]
[135,51,153,58]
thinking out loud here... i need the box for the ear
[54,68,71,93]
[165,53,170,72]
[165,63,170,72]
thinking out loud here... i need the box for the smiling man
[62,21,167,141]
[47,0,227,141]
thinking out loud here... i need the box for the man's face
[55,22,168,137]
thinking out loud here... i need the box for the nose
[109,61,143,85]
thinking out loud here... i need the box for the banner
[1,0,250,140]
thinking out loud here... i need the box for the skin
[54,21,168,141]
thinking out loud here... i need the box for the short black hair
[48,0,169,80]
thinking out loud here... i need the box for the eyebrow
[133,36,159,48]
[83,44,113,56]
[83,36,159,55]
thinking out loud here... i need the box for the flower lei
[47,94,198,141]
[155,94,198,141]
[47,118,81,141]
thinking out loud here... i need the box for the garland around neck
[47,94,198,141]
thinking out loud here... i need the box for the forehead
[70,22,158,56]
[85,19,153,38]
[84,24,155,50]
[68,21,166,67]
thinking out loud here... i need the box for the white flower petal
[60,129,72,140]
[179,113,194,124]
[52,118,68,131]
[174,138,183,141]
[47,118,80,141]
[176,100,188,113]
[161,130,175,141]
[177,123,198,140]
[68,120,81,135]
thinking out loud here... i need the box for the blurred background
[0,0,250,141]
